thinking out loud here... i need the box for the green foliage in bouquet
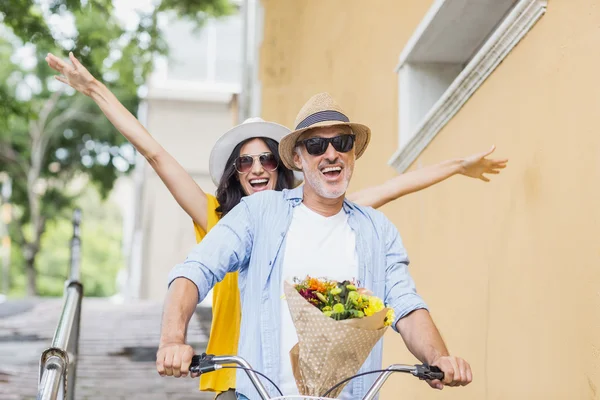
[293,276,395,326]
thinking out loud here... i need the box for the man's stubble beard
[300,154,354,199]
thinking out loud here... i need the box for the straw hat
[278,93,371,171]
[209,117,304,186]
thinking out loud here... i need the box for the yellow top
[195,194,241,394]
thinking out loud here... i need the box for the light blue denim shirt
[167,186,428,399]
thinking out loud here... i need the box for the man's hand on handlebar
[156,342,199,378]
[429,355,472,390]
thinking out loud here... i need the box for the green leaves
[294,277,373,322]
[1,0,233,295]
[0,1,53,49]
[1,0,233,212]
[157,0,234,24]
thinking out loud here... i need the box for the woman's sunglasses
[296,134,355,156]
[234,152,279,174]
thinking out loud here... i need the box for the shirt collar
[283,184,356,214]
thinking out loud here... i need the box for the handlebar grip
[415,364,445,381]
[189,353,219,375]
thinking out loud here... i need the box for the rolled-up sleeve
[167,200,253,303]
[382,218,429,333]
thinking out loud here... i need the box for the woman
[46,52,507,399]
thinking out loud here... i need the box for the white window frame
[389,0,547,172]
[146,13,243,103]
[147,56,240,104]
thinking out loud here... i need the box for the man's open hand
[156,342,197,378]
[428,355,472,390]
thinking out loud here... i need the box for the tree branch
[9,207,28,248]
[29,90,65,174]
[33,215,46,248]
[45,107,100,135]
[0,142,28,178]
[40,98,101,169]
[36,90,64,134]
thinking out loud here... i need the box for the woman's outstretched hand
[45,52,96,96]
[459,145,508,182]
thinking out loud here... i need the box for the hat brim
[209,121,298,186]
[278,121,371,171]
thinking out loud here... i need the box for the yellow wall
[260,0,600,399]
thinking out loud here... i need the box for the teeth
[321,166,341,173]
[250,179,268,184]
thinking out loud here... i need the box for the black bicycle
[190,353,444,400]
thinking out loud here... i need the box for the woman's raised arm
[348,146,508,209]
[46,52,209,231]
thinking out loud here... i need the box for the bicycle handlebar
[191,354,273,399]
[415,364,444,381]
[190,353,444,400]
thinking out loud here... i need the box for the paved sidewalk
[0,298,215,400]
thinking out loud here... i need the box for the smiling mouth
[320,166,342,180]
[249,178,269,190]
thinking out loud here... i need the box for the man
[156,93,472,399]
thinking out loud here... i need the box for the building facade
[127,9,244,303]
[255,0,600,398]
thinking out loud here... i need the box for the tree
[7,183,127,297]
[0,0,233,295]
[35,183,126,297]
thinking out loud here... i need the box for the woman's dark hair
[215,137,295,216]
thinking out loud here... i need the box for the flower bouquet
[283,276,395,398]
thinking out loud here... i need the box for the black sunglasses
[296,134,355,156]
[234,152,279,174]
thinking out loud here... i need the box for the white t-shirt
[279,204,359,396]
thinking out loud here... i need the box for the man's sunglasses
[296,134,355,156]
[234,152,279,174]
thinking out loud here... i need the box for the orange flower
[308,277,327,293]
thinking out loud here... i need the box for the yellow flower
[372,297,385,312]
[364,296,385,316]
[384,309,395,327]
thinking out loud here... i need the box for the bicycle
[190,353,444,400]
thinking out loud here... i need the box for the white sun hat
[208,117,303,186]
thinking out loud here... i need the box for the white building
[123,2,263,302]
